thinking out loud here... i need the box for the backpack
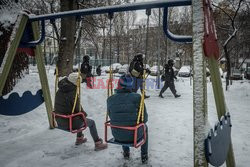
[129,61,141,77]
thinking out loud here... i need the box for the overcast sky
[133,0,158,23]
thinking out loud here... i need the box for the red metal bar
[52,112,87,133]
[105,121,146,148]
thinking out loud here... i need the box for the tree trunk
[117,36,120,63]
[57,0,77,76]
[224,45,231,91]
[101,28,106,60]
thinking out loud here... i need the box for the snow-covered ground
[0,66,249,167]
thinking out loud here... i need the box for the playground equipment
[0,89,44,115]
[205,113,232,166]
[0,14,53,127]
[0,0,235,166]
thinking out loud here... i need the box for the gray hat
[68,72,82,85]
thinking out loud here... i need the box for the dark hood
[58,78,76,93]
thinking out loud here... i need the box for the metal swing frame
[22,0,192,48]
[2,0,236,166]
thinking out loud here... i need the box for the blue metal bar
[21,20,46,47]
[25,0,192,45]
[163,7,192,43]
[29,0,191,21]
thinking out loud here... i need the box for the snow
[0,13,22,75]
[0,3,21,36]
[179,66,191,73]
[0,66,250,167]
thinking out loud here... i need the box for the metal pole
[192,0,208,166]
[157,8,161,89]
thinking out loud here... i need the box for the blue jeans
[122,125,148,156]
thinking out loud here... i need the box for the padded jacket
[164,65,177,81]
[107,88,148,142]
[54,78,86,130]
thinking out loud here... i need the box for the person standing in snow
[96,65,101,76]
[80,55,93,88]
[159,59,181,98]
[107,74,149,164]
[54,72,107,151]
[129,53,151,98]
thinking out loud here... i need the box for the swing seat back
[105,121,146,148]
[205,113,232,166]
[0,89,44,116]
[52,112,87,133]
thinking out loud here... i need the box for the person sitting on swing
[129,53,151,98]
[54,72,107,151]
[107,74,149,164]
[80,55,93,88]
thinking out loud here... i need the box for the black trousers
[159,80,177,96]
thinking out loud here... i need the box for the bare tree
[57,0,77,76]
[213,0,245,90]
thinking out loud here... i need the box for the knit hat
[168,59,174,66]
[118,74,133,89]
[68,72,82,85]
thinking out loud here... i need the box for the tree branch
[212,3,233,22]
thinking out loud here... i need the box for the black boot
[159,94,164,98]
[141,154,148,164]
[144,95,150,99]
[123,151,130,160]
[175,94,181,98]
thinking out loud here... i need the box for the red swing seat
[52,112,88,133]
[105,121,146,148]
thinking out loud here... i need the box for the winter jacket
[54,78,87,130]
[107,88,148,142]
[129,60,144,78]
[80,61,92,75]
[164,65,177,82]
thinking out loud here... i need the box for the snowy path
[0,71,249,167]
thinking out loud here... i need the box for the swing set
[0,0,236,166]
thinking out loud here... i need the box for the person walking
[159,59,181,98]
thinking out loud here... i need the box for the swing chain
[137,9,151,124]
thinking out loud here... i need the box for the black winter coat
[164,65,177,81]
[107,88,148,142]
[129,60,144,77]
[54,78,86,130]
[80,61,92,75]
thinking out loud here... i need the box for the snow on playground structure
[0,0,237,166]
